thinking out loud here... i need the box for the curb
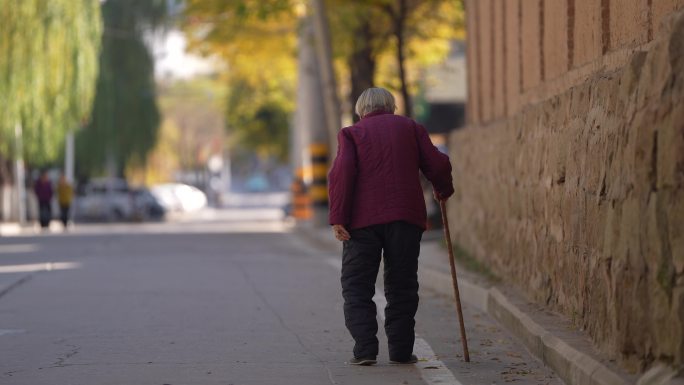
[486,288,629,385]
[293,227,681,385]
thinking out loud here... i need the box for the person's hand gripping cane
[332,224,351,241]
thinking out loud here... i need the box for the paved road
[0,210,560,385]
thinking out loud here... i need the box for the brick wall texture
[456,0,684,372]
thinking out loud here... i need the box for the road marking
[65,221,290,236]
[0,244,39,254]
[414,338,464,385]
[0,329,25,337]
[0,262,82,274]
[326,257,463,385]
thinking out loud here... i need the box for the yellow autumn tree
[328,0,465,118]
[182,0,465,155]
[183,0,299,161]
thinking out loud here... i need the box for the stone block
[521,0,542,90]
[478,0,494,122]
[544,0,569,80]
[505,0,521,116]
[573,0,602,66]
[609,0,649,50]
[652,0,684,36]
[465,0,481,124]
[493,0,506,118]
[673,287,684,363]
[649,282,679,362]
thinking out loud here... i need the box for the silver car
[73,178,134,221]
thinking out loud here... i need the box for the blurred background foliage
[182,0,298,165]
[326,0,465,118]
[0,0,101,165]
[0,0,463,182]
[128,77,227,186]
[183,0,464,163]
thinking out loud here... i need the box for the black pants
[38,202,51,228]
[59,204,70,227]
[341,221,422,361]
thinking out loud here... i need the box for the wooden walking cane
[439,200,470,362]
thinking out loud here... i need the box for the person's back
[34,178,53,204]
[34,171,53,229]
[57,175,73,228]
[57,179,73,206]
[329,111,452,231]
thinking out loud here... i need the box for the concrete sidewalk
[295,225,683,385]
[0,222,22,236]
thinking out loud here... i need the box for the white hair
[355,87,397,118]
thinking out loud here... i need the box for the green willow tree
[76,0,172,177]
[0,0,102,168]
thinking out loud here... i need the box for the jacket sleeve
[415,122,454,199]
[328,128,357,225]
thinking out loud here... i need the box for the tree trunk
[310,0,341,151]
[349,18,376,122]
[395,0,411,117]
[0,154,11,186]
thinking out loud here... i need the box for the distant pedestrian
[57,173,73,229]
[34,170,53,229]
[328,88,454,366]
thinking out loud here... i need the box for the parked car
[73,178,133,222]
[131,188,166,221]
[73,178,166,222]
[150,183,207,213]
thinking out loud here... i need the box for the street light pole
[65,130,75,183]
[310,0,341,152]
[14,123,26,225]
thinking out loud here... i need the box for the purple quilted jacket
[328,111,454,230]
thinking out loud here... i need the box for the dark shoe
[348,357,377,366]
[389,354,418,364]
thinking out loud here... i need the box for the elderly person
[34,170,54,229]
[328,87,454,366]
[57,173,73,229]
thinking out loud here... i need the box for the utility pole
[222,147,231,199]
[292,15,328,225]
[14,123,26,225]
[65,131,75,183]
[310,0,341,151]
[310,0,342,226]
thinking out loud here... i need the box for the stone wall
[453,2,684,372]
